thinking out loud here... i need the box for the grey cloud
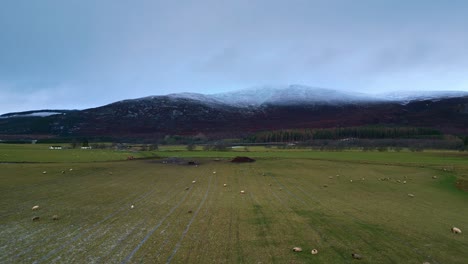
[1,0,468,113]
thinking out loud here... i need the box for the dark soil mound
[231,156,256,163]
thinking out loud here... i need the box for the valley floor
[0,147,467,263]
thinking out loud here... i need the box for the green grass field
[1,144,467,263]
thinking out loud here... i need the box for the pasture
[1,144,467,263]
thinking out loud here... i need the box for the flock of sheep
[31,205,59,221]
[34,165,462,262]
[32,168,76,221]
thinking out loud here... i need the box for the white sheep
[311,249,318,255]
[292,247,302,252]
[408,194,415,198]
[451,227,462,234]
[240,190,245,194]
[42,171,47,174]
[192,180,196,184]
[130,204,135,209]
[352,253,362,259]
[32,205,40,210]
[213,171,216,174]
[223,184,227,187]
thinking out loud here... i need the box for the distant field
[0,145,467,263]
[0,144,155,163]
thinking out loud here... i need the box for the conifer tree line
[246,126,442,143]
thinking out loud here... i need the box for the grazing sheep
[397,180,401,183]
[240,190,245,194]
[403,181,407,184]
[423,262,431,264]
[69,168,73,171]
[329,176,333,179]
[350,180,353,182]
[213,171,216,174]
[130,205,135,209]
[52,215,59,221]
[32,216,40,221]
[352,253,362,260]
[292,247,302,252]
[192,180,196,184]
[408,194,415,198]
[311,249,318,255]
[223,184,227,187]
[432,176,438,179]
[61,171,65,174]
[32,205,39,210]
[451,227,462,234]
[42,171,47,174]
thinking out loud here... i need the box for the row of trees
[246,126,442,143]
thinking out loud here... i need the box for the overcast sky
[1,0,468,114]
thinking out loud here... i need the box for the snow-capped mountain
[376,90,468,102]
[166,85,468,107]
[1,85,467,139]
[167,85,386,107]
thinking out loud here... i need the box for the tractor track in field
[165,173,214,263]
[149,221,172,261]
[229,166,245,263]
[9,182,152,262]
[241,166,277,263]
[121,168,209,264]
[60,173,191,262]
[119,189,191,263]
[179,173,218,263]
[30,186,158,264]
[224,171,236,262]
[11,167,186,263]
[98,169,192,263]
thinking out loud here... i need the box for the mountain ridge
[1,85,468,139]
[2,85,468,116]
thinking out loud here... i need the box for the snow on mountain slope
[172,85,385,107]
[166,92,225,106]
[376,90,468,102]
[0,111,65,118]
[166,85,468,107]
